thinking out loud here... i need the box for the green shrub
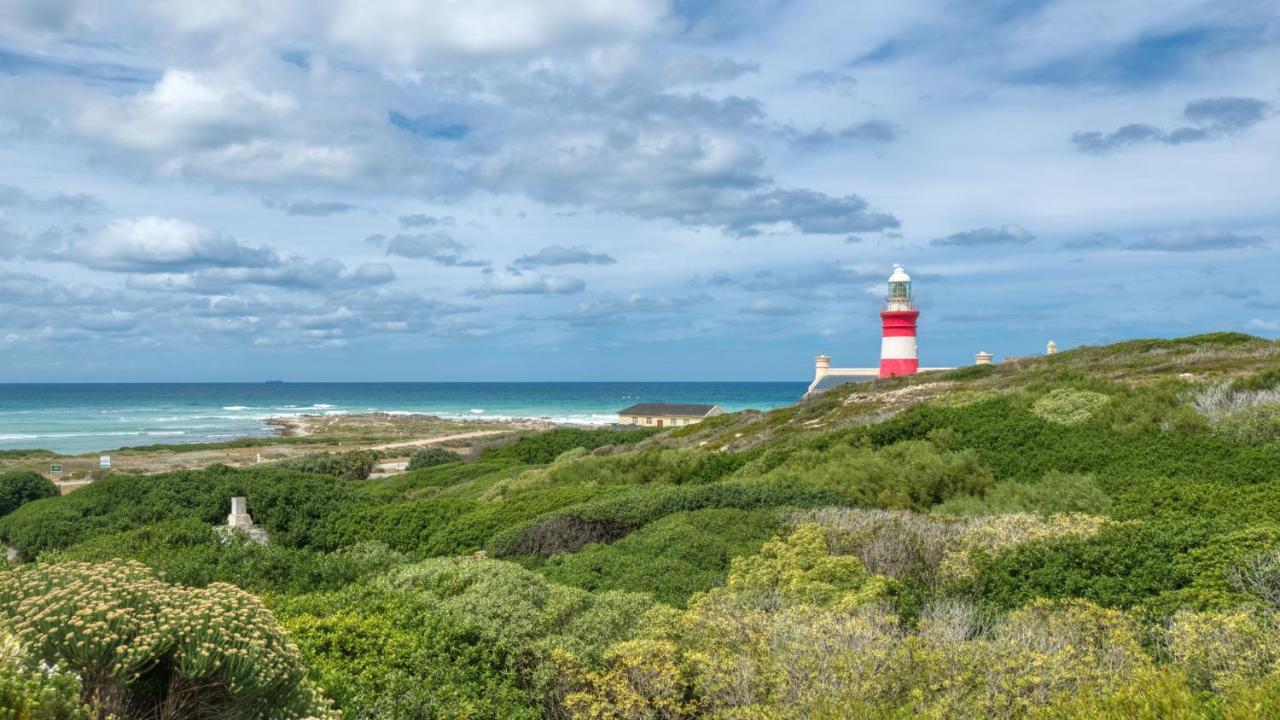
[482,427,658,465]
[279,450,380,480]
[753,440,995,511]
[1233,366,1280,392]
[407,447,464,470]
[0,470,58,518]
[1214,403,1280,445]
[492,481,842,557]
[0,465,366,558]
[51,518,409,595]
[932,472,1112,517]
[1031,388,1110,425]
[537,508,782,605]
[973,520,1207,611]
[276,588,540,720]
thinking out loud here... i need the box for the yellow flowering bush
[1166,609,1280,693]
[939,513,1107,582]
[0,628,91,720]
[0,560,335,719]
[721,524,890,610]
[562,639,691,720]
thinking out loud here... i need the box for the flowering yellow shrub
[0,560,335,719]
[1166,609,1280,693]
[939,513,1107,582]
[562,640,690,720]
[0,628,91,720]
[721,524,890,610]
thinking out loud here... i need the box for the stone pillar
[228,496,253,528]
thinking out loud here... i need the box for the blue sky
[0,0,1277,382]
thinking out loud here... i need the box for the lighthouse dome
[888,264,911,283]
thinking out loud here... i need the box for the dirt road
[369,429,512,452]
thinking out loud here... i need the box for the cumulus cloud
[72,216,278,272]
[125,256,396,293]
[932,224,1034,247]
[1072,97,1273,154]
[1127,227,1266,252]
[77,70,297,151]
[474,127,898,237]
[512,244,615,268]
[468,270,585,297]
[327,0,667,66]
[385,233,489,267]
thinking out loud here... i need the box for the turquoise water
[0,383,808,455]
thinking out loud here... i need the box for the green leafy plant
[407,447,464,470]
[0,470,58,518]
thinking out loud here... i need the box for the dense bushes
[752,440,995,511]
[1031,388,1111,425]
[51,519,408,595]
[537,508,782,605]
[0,469,58,518]
[0,466,365,558]
[8,333,1280,717]
[931,471,1112,516]
[407,446,463,470]
[276,587,542,719]
[482,427,658,465]
[278,450,380,480]
[0,560,334,718]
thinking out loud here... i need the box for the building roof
[808,375,874,393]
[619,402,719,417]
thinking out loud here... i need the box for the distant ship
[264,380,285,384]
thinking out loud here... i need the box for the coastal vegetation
[2,332,1280,718]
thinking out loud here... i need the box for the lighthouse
[879,264,919,378]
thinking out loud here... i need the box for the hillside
[4,332,1280,718]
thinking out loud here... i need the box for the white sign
[99,455,111,469]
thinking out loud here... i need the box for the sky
[0,0,1277,382]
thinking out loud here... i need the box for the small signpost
[50,464,62,473]
[99,455,111,469]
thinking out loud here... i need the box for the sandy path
[369,429,511,452]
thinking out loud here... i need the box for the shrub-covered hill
[3,332,1280,718]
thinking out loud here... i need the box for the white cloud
[470,270,586,296]
[76,70,296,151]
[327,0,667,66]
[74,216,277,272]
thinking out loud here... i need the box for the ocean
[0,382,809,455]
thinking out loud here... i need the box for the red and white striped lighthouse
[879,264,919,378]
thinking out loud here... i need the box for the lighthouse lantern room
[879,264,920,378]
